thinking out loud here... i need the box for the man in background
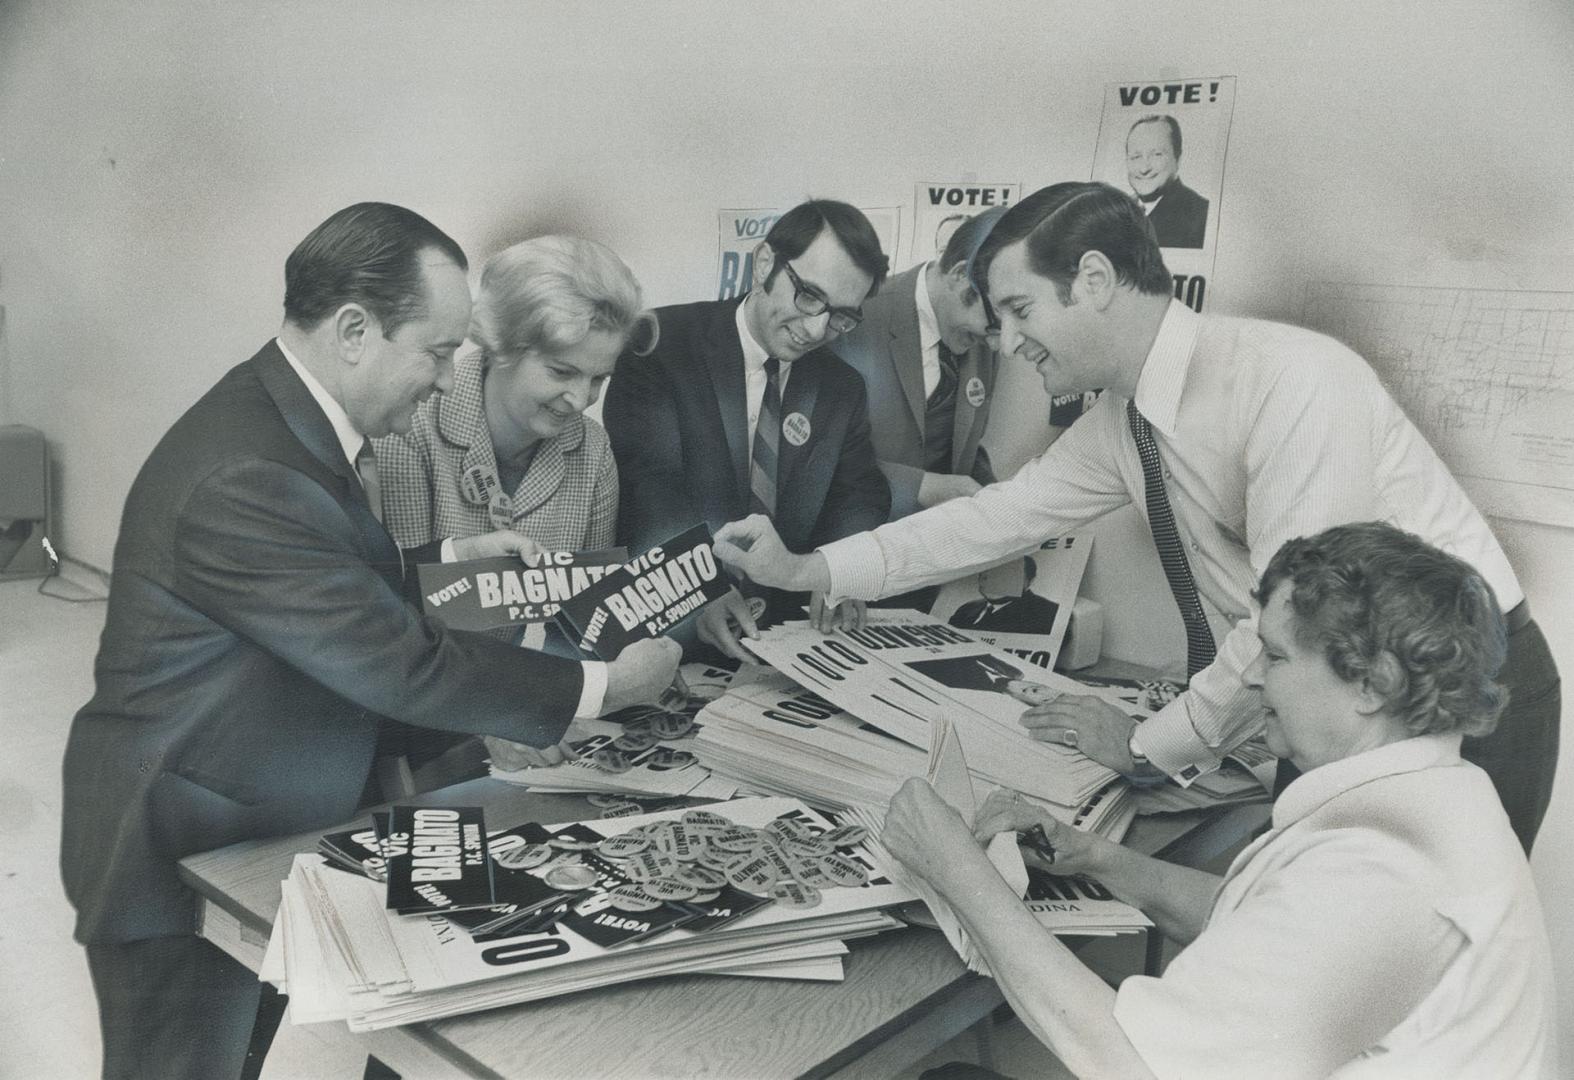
[604,199,890,659]
[1126,114,1209,248]
[61,202,678,1079]
[832,209,1002,520]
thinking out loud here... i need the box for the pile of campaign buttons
[591,708,699,777]
[521,808,873,915]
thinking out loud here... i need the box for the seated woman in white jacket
[884,520,1557,1080]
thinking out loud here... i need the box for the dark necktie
[1126,400,1216,677]
[355,442,384,524]
[750,356,781,517]
[931,343,959,405]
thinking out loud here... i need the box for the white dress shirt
[819,301,1521,781]
[914,263,944,400]
[736,298,793,452]
[1115,735,1557,1078]
[277,339,607,719]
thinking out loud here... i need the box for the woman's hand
[882,778,991,894]
[451,530,547,564]
[972,788,1107,877]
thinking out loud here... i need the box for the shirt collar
[1272,732,1465,831]
[736,295,793,375]
[1130,298,1202,437]
[276,336,365,467]
[915,263,942,355]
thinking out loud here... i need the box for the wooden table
[180,780,1268,1079]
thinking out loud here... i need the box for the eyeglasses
[780,260,863,333]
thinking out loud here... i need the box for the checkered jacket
[374,354,617,552]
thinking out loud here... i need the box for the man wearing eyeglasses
[831,207,1004,520]
[604,198,891,660]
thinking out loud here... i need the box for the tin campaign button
[460,465,500,506]
[781,412,811,446]
[965,377,986,407]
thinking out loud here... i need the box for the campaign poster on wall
[716,206,902,300]
[906,182,1021,270]
[1090,75,1236,312]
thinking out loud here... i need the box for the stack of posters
[264,797,911,1031]
[690,671,925,811]
[742,610,1121,811]
[689,669,1136,842]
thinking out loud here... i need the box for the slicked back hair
[973,182,1170,305]
[762,199,889,297]
[283,202,468,337]
[1255,522,1510,739]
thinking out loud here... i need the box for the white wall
[4,0,1571,1039]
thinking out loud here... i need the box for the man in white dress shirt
[716,181,1559,852]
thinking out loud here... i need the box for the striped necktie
[750,356,781,517]
[355,442,384,524]
[1126,400,1216,677]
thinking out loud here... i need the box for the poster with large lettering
[416,549,628,632]
[1090,76,1236,312]
[906,181,1020,270]
[716,206,903,300]
[554,524,731,659]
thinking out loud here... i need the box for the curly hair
[1255,522,1508,738]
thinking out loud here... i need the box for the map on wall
[1303,283,1574,529]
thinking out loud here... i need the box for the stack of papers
[690,669,1137,843]
[742,610,1122,811]
[264,796,912,1031]
[691,671,925,810]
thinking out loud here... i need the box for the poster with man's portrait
[928,535,1090,670]
[716,206,902,299]
[1090,76,1236,311]
[905,181,1021,270]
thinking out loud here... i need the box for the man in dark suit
[60,203,679,1080]
[1126,114,1209,249]
[604,199,890,659]
[831,209,1002,520]
[948,555,1060,633]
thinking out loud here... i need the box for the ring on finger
[1061,729,1079,749]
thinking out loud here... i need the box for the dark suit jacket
[949,591,1061,634]
[830,265,996,519]
[603,296,889,584]
[1145,178,1209,249]
[61,342,586,945]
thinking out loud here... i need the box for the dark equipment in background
[0,424,51,579]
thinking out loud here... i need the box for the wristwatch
[1128,726,1149,768]
[1127,726,1165,783]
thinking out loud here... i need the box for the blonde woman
[377,234,655,557]
[377,234,656,772]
